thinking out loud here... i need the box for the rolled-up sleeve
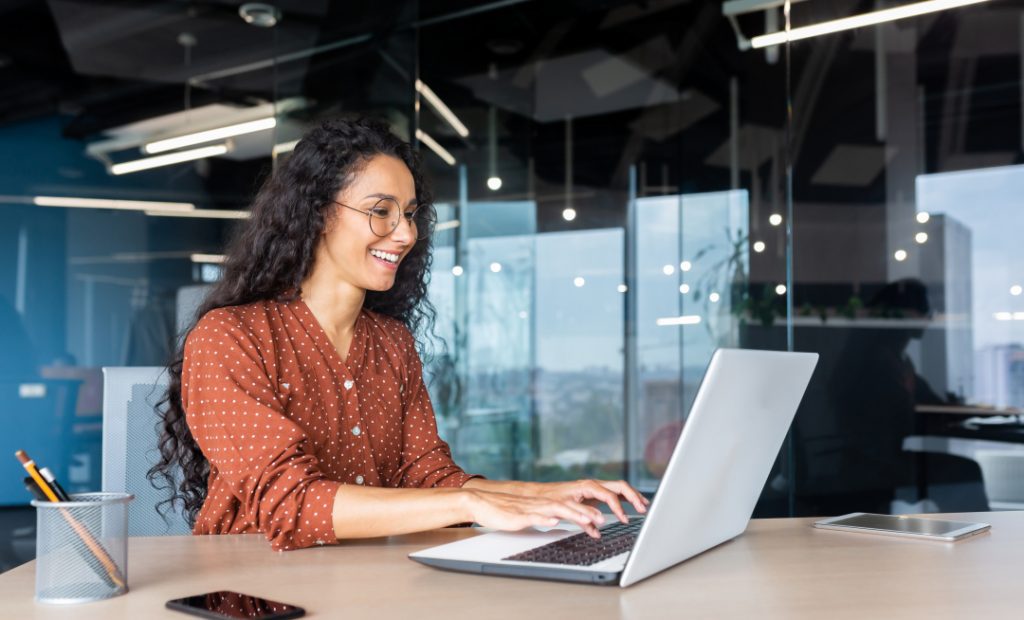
[390,327,482,489]
[182,310,341,550]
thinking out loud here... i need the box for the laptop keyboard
[502,517,645,566]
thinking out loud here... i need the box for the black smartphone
[166,591,305,620]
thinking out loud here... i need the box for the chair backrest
[102,367,191,536]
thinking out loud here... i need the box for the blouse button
[351,425,361,436]
[344,380,354,390]
[355,475,364,485]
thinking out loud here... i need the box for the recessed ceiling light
[239,3,282,27]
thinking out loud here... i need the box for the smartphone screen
[166,591,305,620]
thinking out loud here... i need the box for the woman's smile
[369,248,401,270]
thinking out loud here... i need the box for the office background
[1,0,1022,570]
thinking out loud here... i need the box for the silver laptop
[410,348,818,587]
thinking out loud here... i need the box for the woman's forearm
[330,485,474,539]
[462,478,534,495]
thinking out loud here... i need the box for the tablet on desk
[813,512,990,541]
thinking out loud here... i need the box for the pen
[15,450,126,589]
[39,467,71,502]
[23,476,47,502]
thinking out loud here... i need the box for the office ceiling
[0,0,1019,209]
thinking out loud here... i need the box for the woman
[151,118,647,551]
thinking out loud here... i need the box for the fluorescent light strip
[272,139,300,157]
[435,219,460,232]
[415,80,470,138]
[191,253,227,264]
[656,315,702,327]
[994,312,1024,321]
[145,117,277,154]
[110,144,229,175]
[415,129,456,166]
[750,0,990,49]
[145,208,251,219]
[33,196,194,212]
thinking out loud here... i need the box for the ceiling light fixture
[415,80,469,138]
[487,106,501,191]
[656,315,702,327]
[749,0,990,49]
[145,208,250,219]
[272,139,300,157]
[435,219,461,232]
[110,144,229,175]
[191,253,227,263]
[239,3,281,28]
[415,129,456,165]
[33,196,195,212]
[144,118,275,154]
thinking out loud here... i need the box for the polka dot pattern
[181,298,479,551]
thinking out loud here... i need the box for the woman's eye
[403,212,416,220]
[370,208,391,218]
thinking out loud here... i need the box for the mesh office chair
[102,367,191,536]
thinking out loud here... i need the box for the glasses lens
[413,206,436,240]
[368,198,400,237]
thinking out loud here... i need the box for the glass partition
[2,0,1022,572]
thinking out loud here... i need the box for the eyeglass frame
[332,197,436,240]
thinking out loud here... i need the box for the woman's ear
[321,203,338,236]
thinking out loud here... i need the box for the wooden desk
[916,404,1023,416]
[2,512,1022,619]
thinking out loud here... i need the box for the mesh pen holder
[32,492,134,604]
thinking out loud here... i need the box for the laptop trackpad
[411,528,578,563]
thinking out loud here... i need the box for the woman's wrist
[463,478,536,496]
[456,488,481,523]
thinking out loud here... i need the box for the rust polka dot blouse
[181,298,478,551]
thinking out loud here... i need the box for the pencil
[15,450,58,502]
[15,450,126,589]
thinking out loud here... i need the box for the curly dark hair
[148,117,437,525]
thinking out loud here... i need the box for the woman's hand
[462,489,607,538]
[521,479,650,525]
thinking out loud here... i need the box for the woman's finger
[553,491,604,523]
[527,514,560,529]
[539,501,602,538]
[600,480,649,514]
[580,483,629,523]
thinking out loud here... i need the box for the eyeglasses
[333,197,436,241]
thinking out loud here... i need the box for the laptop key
[503,518,645,567]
